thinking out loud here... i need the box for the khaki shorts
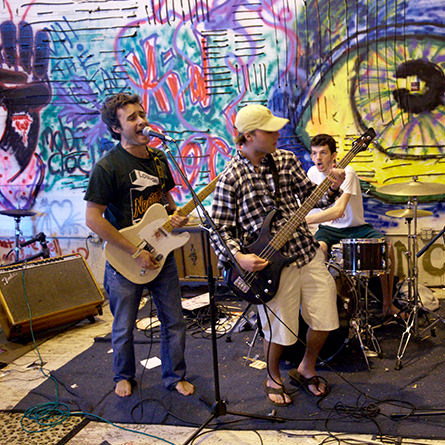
[258,249,339,346]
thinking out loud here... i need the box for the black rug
[14,298,445,439]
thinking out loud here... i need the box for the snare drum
[341,238,388,275]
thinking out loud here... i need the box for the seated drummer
[305,134,399,317]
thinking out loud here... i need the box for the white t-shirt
[307,164,366,228]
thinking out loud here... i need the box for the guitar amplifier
[173,225,222,285]
[0,254,104,340]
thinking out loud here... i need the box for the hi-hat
[0,209,36,218]
[376,180,445,196]
[386,208,433,219]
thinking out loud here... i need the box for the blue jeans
[104,253,187,390]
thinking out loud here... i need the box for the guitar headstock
[352,127,376,153]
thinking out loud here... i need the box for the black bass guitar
[224,128,376,304]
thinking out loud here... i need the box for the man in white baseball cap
[235,104,289,134]
[210,104,345,406]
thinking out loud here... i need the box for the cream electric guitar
[104,175,220,284]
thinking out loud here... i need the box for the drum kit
[327,177,445,370]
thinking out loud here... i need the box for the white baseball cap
[235,104,289,133]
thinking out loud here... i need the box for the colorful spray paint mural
[0,0,443,281]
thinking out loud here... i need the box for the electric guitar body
[104,203,190,284]
[104,175,220,284]
[223,209,295,304]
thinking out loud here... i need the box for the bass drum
[282,262,357,365]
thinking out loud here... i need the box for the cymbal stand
[12,214,24,262]
[394,197,437,369]
[10,232,50,266]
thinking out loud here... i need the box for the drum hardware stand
[390,226,445,421]
[225,301,255,343]
[325,261,380,369]
[393,202,445,369]
[10,232,50,265]
[394,198,422,370]
[352,273,382,368]
[376,178,445,369]
[224,301,263,365]
[242,314,264,366]
[159,141,286,445]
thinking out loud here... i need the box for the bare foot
[115,379,132,397]
[175,380,194,396]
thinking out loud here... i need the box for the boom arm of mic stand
[416,225,445,258]
[160,141,246,280]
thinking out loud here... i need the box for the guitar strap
[146,146,166,192]
[265,154,281,207]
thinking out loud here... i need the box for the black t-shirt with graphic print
[84,143,176,230]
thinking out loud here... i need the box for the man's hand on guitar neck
[327,167,345,191]
[235,252,269,272]
[169,211,189,228]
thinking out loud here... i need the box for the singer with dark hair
[84,92,194,398]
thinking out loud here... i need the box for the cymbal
[376,180,445,196]
[386,209,433,219]
[0,209,36,218]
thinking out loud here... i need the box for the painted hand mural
[0,20,51,209]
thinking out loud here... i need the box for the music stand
[158,140,286,445]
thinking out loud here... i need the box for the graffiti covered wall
[0,0,443,283]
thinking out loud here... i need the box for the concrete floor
[1,303,444,445]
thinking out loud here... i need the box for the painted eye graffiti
[350,36,445,161]
[392,59,445,115]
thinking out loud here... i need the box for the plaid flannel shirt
[210,149,339,269]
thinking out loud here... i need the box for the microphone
[142,126,175,143]
[20,232,46,248]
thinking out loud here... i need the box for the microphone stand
[159,140,286,445]
[412,225,445,335]
[416,225,445,259]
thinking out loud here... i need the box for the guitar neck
[270,132,375,251]
[162,175,220,232]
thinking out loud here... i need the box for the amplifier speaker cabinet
[0,254,104,340]
[174,225,221,285]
